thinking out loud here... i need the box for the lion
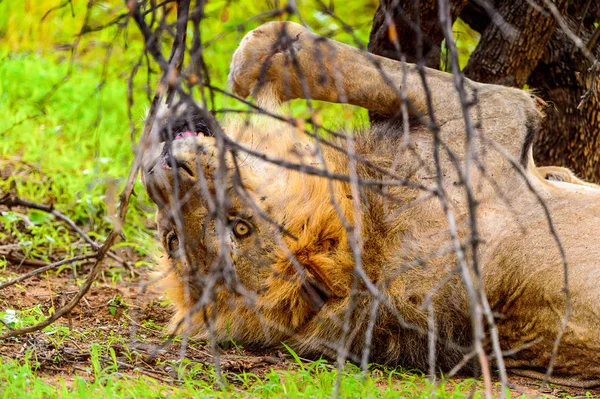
[141,22,600,386]
[536,166,599,188]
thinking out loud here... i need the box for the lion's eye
[233,220,252,238]
[167,232,179,253]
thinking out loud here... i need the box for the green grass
[1,349,514,399]
[1,302,503,398]
[0,52,154,261]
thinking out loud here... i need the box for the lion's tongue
[174,131,197,140]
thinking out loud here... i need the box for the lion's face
[142,109,354,344]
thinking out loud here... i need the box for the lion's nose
[142,137,208,206]
[164,138,201,178]
[160,137,206,177]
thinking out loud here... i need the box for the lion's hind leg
[537,166,599,188]
[229,21,542,168]
[508,368,600,390]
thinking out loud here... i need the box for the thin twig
[0,254,98,291]
[0,194,129,268]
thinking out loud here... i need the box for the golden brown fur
[142,22,600,385]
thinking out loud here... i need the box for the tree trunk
[462,0,567,87]
[367,0,467,121]
[460,0,600,182]
[368,0,465,68]
[529,26,600,181]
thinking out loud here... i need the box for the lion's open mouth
[158,110,213,142]
[173,131,199,140]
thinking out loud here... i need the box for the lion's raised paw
[228,21,311,102]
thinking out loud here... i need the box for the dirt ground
[0,258,289,384]
[1,247,598,398]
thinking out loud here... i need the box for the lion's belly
[371,174,600,376]
[478,190,600,380]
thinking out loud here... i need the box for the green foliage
[0,50,155,261]
[108,295,126,317]
[441,18,481,71]
[0,306,46,331]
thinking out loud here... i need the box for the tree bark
[459,0,600,182]
[368,0,468,68]
[367,0,467,123]
[529,19,600,181]
[462,0,567,87]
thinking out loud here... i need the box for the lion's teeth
[174,131,196,140]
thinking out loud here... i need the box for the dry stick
[251,28,369,390]
[230,152,349,340]
[127,51,147,147]
[126,0,202,378]
[535,0,597,63]
[437,1,506,397]
[137,1,195,370]
[0,253,47,267]
[99,355,180,383]
[127,0,168,70]
[569,0,593,57]
[302,37,368,397]
[230,156,298,239]
[261,29,362,368]
[0,244,20,251]
[136,3,242,389]
[33,0,94,112]
[482,136,571,391]
[202,77,259,388]
[0,113,44,136]
[360,297,380,373]
[40,0,75,21]
[471,0,517,40]
[0,194,128,268]
[209,84,439,175]
[577,61,599,110]
[447,338,544,380]
[588,26,600,52]
[0,254,98,291]
[202,7,289,49]
[222,136,432,191]
[410,28,494,399]
[344,12,436,377]
[0,318,14,331]
[427,301,437,384]
[121,20,232,386]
